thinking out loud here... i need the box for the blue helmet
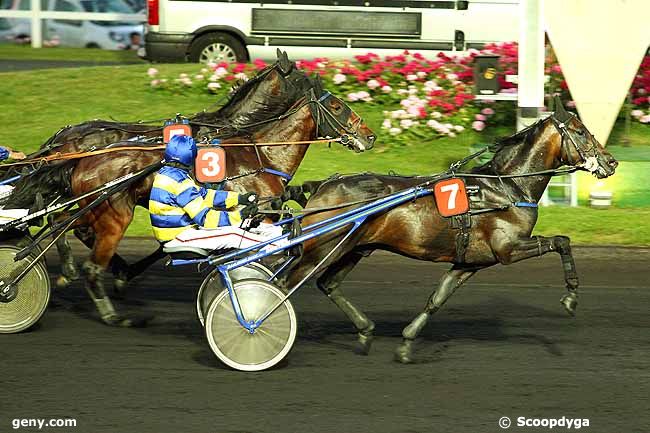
[164,134,197,167]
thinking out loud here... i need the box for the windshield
[80,0,133,13]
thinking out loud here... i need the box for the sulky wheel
[205,279,297,372]
[196,262,274,326]
[0,244,50,334]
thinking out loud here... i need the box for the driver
[149,134,284,250]
[0,146,26,162]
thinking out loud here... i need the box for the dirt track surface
[2,239,649,433]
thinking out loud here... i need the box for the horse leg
[83,216,150,327]
[47,213,79,289]
[395,266,476,364]
[494,235,579,316]
[316,251,375,355]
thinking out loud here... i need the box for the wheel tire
[205,279,297,371]
[0,244,50,334]
[189,32,248,64]
[196,262,274,326]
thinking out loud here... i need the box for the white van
[1,0,143,49]
[142,0,518,63]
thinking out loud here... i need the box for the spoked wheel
[196,262,274,326]
[205,279,297,371]
[0,244,50,334]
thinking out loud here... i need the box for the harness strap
[262,168,293,181]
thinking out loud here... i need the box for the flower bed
[147,43,650,145]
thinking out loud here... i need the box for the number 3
[201,151,221,177]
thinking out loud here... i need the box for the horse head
[305,74,376,152]
[551,96,618,179]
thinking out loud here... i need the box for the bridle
[549,112,601,170]
[308,90,365,146]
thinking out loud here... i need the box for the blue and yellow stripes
[149,166,240,242]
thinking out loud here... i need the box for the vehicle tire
[189,32,248,64]
[205,279,297,371]
[196,262,274,326]
[0,243,50,334]
[86,43,100,49]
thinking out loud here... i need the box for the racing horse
[3,50,325,292]
[2,80,375,327]
[289,102,617,363]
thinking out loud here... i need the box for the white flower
[147,67,158,78]
[406,74,418,81]
[234,73,248,81]
[194,74,204,80]
[179,73,188,78]
[391,109,407,119]
[200,68,209,74]
[214,67,228,78]
[367,79,380,89]
[400,119,414,129]
[207,82,221,91]
[407,106,421,117]
[426,119,440,128]
[631,109,644,118]
[446,73,458,80]
[209,74,220,82]
[382,119,392,129]
[347,93,359,102]
[430,111,442,119]
[333,73,347,84]
[408,87,418,95]
[381,85,392,93]
[389,127,402,136]
[416,71,427,78]
[454,125,465,132]
[207,62,217,69]
[397,89,409,95]
[150,79,161,87]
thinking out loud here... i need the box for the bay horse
[3,83,375,327]
[289,103,617,363]
[3,50,325,292]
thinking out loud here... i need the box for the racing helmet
[164,134,197,167]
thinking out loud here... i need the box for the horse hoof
[112,279,128,299]
[55,275,71,289]
[394,341,415,364]
[560,293,578,316]
[354,333,373,356]
[102,314,152,328]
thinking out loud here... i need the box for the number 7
[440,183,459,209]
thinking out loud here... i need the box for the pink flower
[481,107,495,115]
[475,114,487,121]
[631,109,644,118]
[367,79,380,89]
[147,67,158,77]
[382,119,392,129]
[472,120,486,131]
[333,73,347,84]
[347,93,359,102]
[566,101,576,108]
[551,64,562,73]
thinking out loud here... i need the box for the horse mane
[0,161,74,209]
[472,116,550,174]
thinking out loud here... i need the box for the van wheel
[189,32,248,64]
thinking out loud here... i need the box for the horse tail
[0,160,75,209]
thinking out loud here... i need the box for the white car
[1,0,143,49]
[142,0,519,63]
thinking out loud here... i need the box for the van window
[81,0,137,26]
[53,0,82,26]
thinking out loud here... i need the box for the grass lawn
[1,63,649,245]
[0,43,142,63]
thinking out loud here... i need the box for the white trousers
[0,185,28,224]
[164,222,287,253]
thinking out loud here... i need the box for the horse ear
[277,50,292,74]
[553,95,572,123]
[276,48,283,60]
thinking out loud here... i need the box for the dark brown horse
[3,82,375,327]
[288,105,617,363]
